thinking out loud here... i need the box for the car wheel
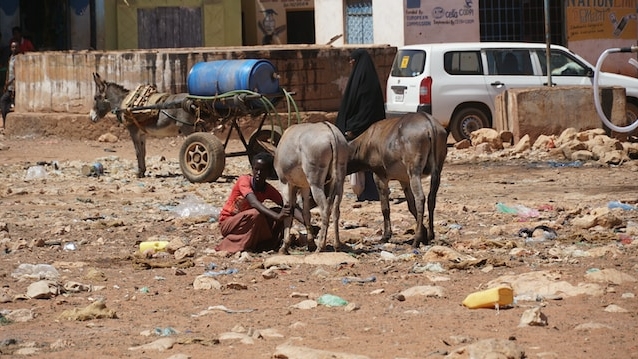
[450,107,489,142]
[625,101,638,140]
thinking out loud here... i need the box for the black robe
[336,48,386,138]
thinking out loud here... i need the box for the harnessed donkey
[89,73,197,178]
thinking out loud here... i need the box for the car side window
[486,49,534,75]
[391,50,425,77]
[444,51,482,75]
[535,49,587,76]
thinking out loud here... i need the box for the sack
[350,172,365,196]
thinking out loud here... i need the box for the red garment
[215,175,284,253]
[218,174,282,222]
[216,208,283,253]
[12,38,34,53]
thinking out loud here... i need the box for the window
[535,49,588,76]
[444,51,482,75]
[390,50,425,77]
[345,0,373,44]
[485,49,533,75]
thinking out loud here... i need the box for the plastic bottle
[139,241,169,253]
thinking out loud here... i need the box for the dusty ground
[1,129,638,359]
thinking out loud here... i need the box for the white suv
[385,42,638,141]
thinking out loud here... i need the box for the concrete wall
[11,44,396,114]
[494,86,627,143]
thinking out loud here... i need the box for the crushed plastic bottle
[608,201,636,211]
[153,327,177,336]
[171,195,221,220]
[316,294,348,307]
[203,268,238,276]
[24,165,47,180]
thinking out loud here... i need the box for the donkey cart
[92,59,298,183]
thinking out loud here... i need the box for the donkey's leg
[128,125,147,178]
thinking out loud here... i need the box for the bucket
[187,59,280,97]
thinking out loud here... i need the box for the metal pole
[545,0,552,86]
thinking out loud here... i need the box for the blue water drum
[187,59,280,97]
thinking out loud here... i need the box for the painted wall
[565,1,637,76]
[314,0,344,45]
[11,45,396,115]
[110,0,242,50]
[314,0,478,47]
[244,0,315,45]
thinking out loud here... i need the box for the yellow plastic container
[139,241,169,253]
[462,286,514,309]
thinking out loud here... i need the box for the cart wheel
[179,132,226,183]
[247,125,283,162]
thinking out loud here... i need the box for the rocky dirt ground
[1,125,638,359]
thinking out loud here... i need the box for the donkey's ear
[93,72,105,91]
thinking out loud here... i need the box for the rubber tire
[179,132,226,183]
[247,125,283,162]
[625,101,638,140]
[450,107,489,142]
[604,101,638,141]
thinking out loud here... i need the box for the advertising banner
[404,0,480,44]
[566,0,637,41]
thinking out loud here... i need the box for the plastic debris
[11,263,60,280]
[24,165,47,180]
[169,195,221,219]
[203,268,238,276]
[342,276,376,285]
[608,201,636,211]
[316,294,348,307]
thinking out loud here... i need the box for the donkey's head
[90,73,128,122]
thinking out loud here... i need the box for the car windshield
[535,49,588,76]
[391,49,425,77]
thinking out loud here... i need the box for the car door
[482,49,543,110]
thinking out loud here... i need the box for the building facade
[1,0,636,74]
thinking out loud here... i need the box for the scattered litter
[24,165,47,180]
[203,268,238,276]
[462,286,514,310]
[608,201,636,211]
[342,276,376,284]
[168,195,221,219]
[496,203,539,218]
[11,263,59,280]
[518,225,558,241]
[316,294,348,307]
[153,327,178,336]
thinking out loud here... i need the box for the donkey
[274,122,349,254]
[89,73,197,178]
[347,112,448,247]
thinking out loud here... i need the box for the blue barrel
[187,59,280,96]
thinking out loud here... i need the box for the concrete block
[494,86,626,144]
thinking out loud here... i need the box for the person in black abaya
[336,48,386,201]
